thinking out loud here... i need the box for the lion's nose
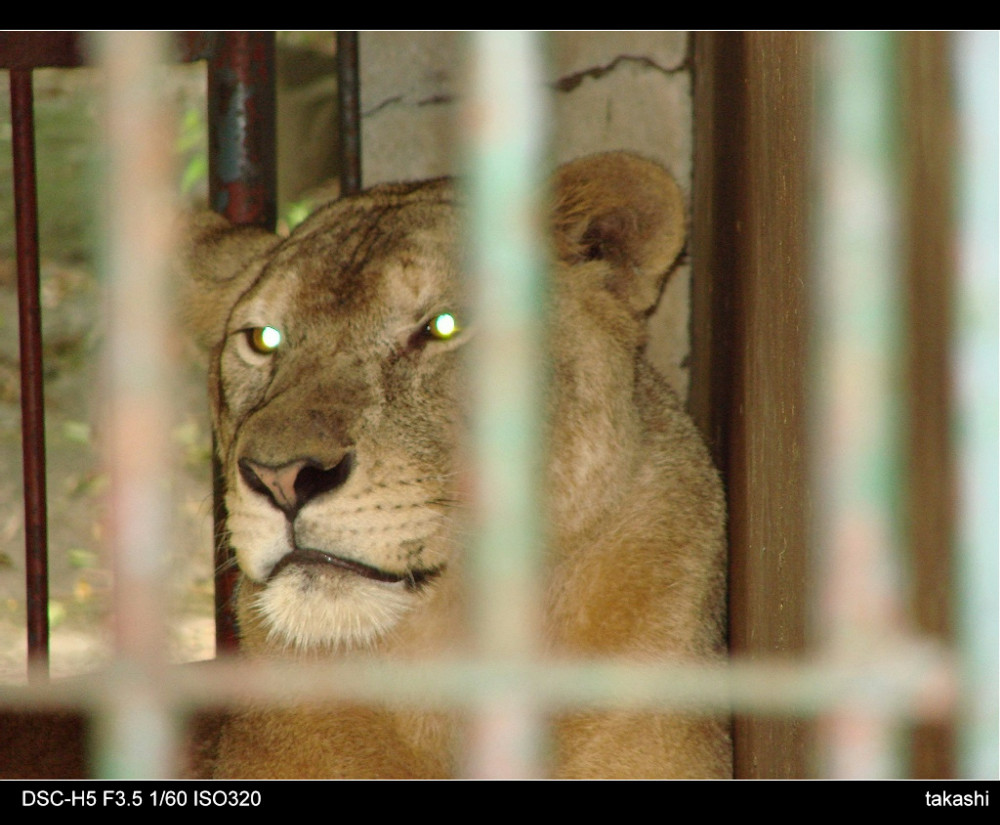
[238,453,354,516]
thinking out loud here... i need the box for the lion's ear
[178,211,282,349]
[552,152,686,315]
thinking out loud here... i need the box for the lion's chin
[253,564,414,651]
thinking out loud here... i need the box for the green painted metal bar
[811,31,908,778]
[1,648,955,723]
[953,29,999,780]
[462,29,550,778]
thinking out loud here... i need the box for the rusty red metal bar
[207,32,277,229]
[2,31,290,660]
[9,68,50,680]
[204,32,278,651]
[1,30,231,676]
[0,32,85,69]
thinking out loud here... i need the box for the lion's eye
[425,313,461,341]
[245,326,283,354]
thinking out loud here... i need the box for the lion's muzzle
[239,453,355,516]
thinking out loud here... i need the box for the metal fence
[1,30,996,780]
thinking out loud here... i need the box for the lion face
[185,154,733,778]
[183,153,689,656]
[202,182,472,651]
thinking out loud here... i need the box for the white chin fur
[253,567,413,651]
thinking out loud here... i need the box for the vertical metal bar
[336,31,362,195]
[462,30,549,779]
[210,448,238,652]
[952,29,999,779]
[811,31,907,778]
[206,31,278,652]
[207,32,277,229]
[10,68,50,681]
[95,30,178,778]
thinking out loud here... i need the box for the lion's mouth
[267,548,443,591]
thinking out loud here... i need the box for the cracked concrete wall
[357,31,693,397]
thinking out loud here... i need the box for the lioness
[183,152,730,778]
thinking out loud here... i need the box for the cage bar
[0,29,985,781]
[206,32,277,229]
[811,30,911,779]
[0,31,85,69]
[461,29,549,778]
[9,68,49,680]
[204,32,278,652]
[92,29,180,779]
[953,29,1000,779]
[336,31,361,195]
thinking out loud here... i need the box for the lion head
[183,152,721,662]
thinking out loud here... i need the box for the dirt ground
[0,64,218,683]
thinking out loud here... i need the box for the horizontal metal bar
[6,644,956,723]
[0,32,86,69]
[0,31,213,68]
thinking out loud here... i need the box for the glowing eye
[426,313,460,340]
[246,326,282,354]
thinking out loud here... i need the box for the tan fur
[183,152,731,778]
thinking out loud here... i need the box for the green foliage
[67,548,98,569]
[176,102,208,199]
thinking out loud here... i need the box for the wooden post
[690,31,812,778]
